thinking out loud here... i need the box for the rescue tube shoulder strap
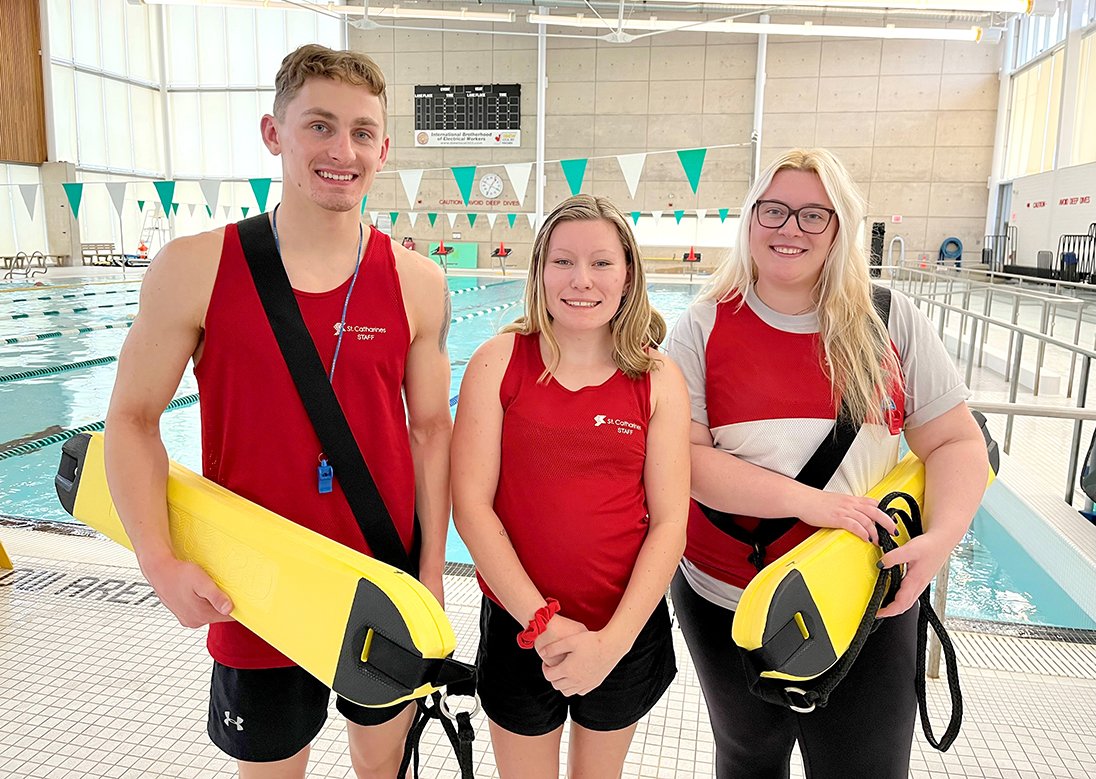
[700,285,893,569]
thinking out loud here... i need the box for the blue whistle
[317,460,334,494]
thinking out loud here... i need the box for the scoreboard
[414,84,521,147]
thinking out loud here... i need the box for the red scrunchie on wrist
[516,598,560,649]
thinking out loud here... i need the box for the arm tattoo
[439,289,452,352]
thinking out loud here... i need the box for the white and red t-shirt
[664,286,969,610]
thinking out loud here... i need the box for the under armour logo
[224,711,244,731]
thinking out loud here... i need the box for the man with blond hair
[105,44,453,778]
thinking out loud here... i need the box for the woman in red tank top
[452,195,690,778]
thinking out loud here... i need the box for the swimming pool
[2,274,1094,630]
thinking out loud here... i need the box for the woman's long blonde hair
[503,195,666,380]
[701,148,899,425]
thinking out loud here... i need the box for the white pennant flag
[447,212,458,228]
[504,163,532,208]
[696,209,707,221]
[526,212,537,230]
[187,203,197,218]
[398,169,423,210]
[200,179,222,213]
[19,184,38,218]
[616,153,647,200]
[369,211,379,225]
[651,210,663,226]
[408,212,419,229]
[104,182,127,217]
[486,212,497,228]
[222,205,232,219]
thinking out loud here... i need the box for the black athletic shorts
[207,662,410,762]
[475,595,676,737]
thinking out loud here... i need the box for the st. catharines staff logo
[333,322,388,340]
[594,414,641,435]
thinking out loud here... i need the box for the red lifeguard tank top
[479,333,652,631]
[195,222,416,669]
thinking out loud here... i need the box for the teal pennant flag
[390,211,399,227]
[507,213,516,228]
[249,178,272,212]
[137,199,146,212]
[241,206,249,218]
[428,212,438,227]
[677,148,707,194]
[631,211,641,225]
[360,195,368,215]
[153,181,175,217]
[467,213,478,228]
[560,158,588,197]
[718,208,730,223]
[674,210,685,224]
[451,166,477,206]
[61,183,83,219]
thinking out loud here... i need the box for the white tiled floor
[4,267,1096,778]
[3,525,1096,779]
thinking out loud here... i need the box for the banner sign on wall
[414,84,521,147]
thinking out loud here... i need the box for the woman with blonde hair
[665,148,988,778]
[453,194,689,777]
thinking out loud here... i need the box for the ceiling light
[647,0,1033,14]
[527,13,986,42]
[131,0,516,24]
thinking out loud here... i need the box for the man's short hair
[273,44,387,125]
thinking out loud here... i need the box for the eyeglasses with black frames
[753,200,836,235]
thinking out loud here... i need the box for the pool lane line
[0,393,198,462]
[0,278,143,294]
[7,300,139,320]
[450,280,521,297]
[9,287,139,304]
[0,356,118,384]
[3,320,133,345]
[450,300,519,325]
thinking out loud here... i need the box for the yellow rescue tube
[55,432,460,707]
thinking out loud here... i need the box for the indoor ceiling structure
[127,0,1061,44]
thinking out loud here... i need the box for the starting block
[491,242,513,275]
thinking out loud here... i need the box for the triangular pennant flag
[408,212,419,229]
[137,199,146,212]
[428,212,438,227]
[617,153,647,200]
[369,210,379,225]
[651,210,663,226]
[222,205,231,219]
[18,184,37,218]
[240,206,248,218]
[503,163,532,208]
[486,212,497,228]
[526,212,537,229]
[674,210,685,224]
[468,213,478,228]
[560,158,588,197]
[451,166,477,206]
[631,211,641,225]
[205,205,213,218]
[447,212,458,228]
[61,183,84,219]
[153,181,175,217]
[507,213,516,228]
[398,169,423,209]
[696,209,707,221]
[719,208,729,223]
[200,180,221,213]
[249,178,272,212]
[677,148,707,194]
[170,202,180,216]
[187,203,197,218]
[360,195,368,215]
[389,211,399,227]
[105,182,127,217]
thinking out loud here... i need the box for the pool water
[2,275,1094,630]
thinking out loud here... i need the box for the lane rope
[3,320,134,345]
[0,356,118,384]
[7,300,139,320]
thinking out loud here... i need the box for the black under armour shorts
[207,662,410,762]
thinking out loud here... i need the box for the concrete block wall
[351,19,1001,270]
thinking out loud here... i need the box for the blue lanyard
[271,204,365,385]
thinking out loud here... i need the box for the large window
[1014,1,1068,69]
[0,164,49,255]
[1073,29,1096,164]
[1004,49,1065,178]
